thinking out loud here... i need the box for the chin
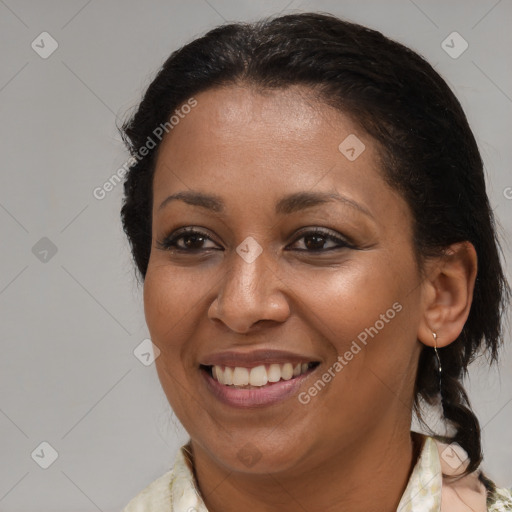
[199,432,312,475]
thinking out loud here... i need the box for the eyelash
[156,227,355,253]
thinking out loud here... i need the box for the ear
[417,241,478,348]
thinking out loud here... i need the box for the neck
[190,429,424,512]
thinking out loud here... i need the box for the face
[144,85,425,475]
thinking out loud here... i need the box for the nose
[208,246,291,333]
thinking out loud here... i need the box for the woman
[120,12,512,512]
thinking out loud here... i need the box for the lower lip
[201,367,315,408]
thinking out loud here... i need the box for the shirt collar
[396,436,442,511]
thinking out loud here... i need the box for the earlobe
[418,241,478,348]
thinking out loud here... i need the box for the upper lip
[199,349,320,369]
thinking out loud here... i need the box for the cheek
[143,266,197,361]
[143,267,200,415]
[316,257,421,392]
[296,256,414,345]
[143,263,205,332]
[298,264,421,425]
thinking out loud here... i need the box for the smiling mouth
[200,362,320,389]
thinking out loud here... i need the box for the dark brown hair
[119,12,510,477]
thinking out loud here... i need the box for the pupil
[305,234,325,250]
[185,234,203,248]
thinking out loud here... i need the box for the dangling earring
[432,331,442,393]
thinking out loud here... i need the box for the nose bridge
[209,240,289,331]
[223,243,273,309]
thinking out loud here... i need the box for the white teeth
[224,366,233,385]
[211,362,314,387]
[249,365,268,386]
[232,367,249,386]
[267,364,281,382]
[281,363,293,380]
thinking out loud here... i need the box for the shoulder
[480,473,512,511]
[431,437,512,512]
[122,468,173,512]
[122,444,204,512]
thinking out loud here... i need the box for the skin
[143,85,477,512]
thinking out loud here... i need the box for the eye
[156,228,220,252]
[287,228,354,252]
[156,227,354,253]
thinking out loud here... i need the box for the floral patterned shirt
[123,434,512,511]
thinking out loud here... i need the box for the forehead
[157,84,355,153]
[151,85,402,222]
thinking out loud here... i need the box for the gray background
[0,0,511,510]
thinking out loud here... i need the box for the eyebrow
[158,190,374,218]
